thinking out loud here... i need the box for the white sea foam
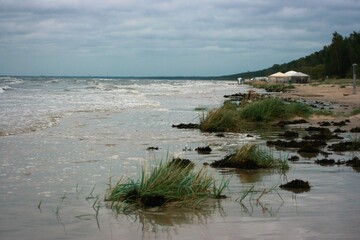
[0,77,239,136]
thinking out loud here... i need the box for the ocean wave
[0,78,238,136]
[0,76,24,85]
[0,114,61,136]
[0,85,13,92]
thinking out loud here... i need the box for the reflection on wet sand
[111,201,222,239]
[235,169,280,183]
[109,196,289,239]
[218,168,287,184]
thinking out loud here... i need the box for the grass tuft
[200,101,243,132]
[105,160,229,211]
[239,98,312,122]
[200,98,313,132]
[248,82,295,92]
[211,144,289,170]
[351,107,360,115]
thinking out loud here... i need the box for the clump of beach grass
[210,144,289,170]
[351,107,360,115]
[239,98,312,122]
[249,81,295,92]
[200,98,313,132]
[200,101,243,132]
[105,160,229,211]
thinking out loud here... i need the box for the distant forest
[220,31,360,80]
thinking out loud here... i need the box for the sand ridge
[279,84,360,130]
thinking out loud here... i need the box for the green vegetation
[105,160,228,211]
[311,78,360,86]
[200,98,313,132]
[218,31,360,80]
[239,98,312,122]
[199,101,243,132]
[351,107,360,115]
[210,144,289,170]
[249,82,295,92]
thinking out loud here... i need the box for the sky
[0,0,359,76]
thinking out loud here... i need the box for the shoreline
[278,84,360,130]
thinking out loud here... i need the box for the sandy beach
[279,84,360,130]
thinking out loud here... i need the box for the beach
[279,83,360,130]
[1,77,360,240]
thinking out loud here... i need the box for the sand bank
[279,84,360,130]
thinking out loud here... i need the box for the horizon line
[0,74,234,79]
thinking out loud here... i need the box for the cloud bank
[0,0,359,76]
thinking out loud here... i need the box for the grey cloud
[0,0,359,76]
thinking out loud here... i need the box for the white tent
[285,71,310,83]
[268,72,290,83]
[285,71,298,76]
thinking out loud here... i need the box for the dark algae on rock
[329,141,360,151]
[195,146,212,154]
[172,123,199,129]
[280,179,311,193]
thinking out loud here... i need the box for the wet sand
[279,84,360,130]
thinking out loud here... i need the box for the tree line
[221,31,360,80]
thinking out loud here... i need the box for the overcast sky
[0,0,359,76]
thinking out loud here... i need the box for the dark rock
[346,157,360,168]
[318,121,331,126]
[303,129,343,140]
[305,126,328,132]
[210,154,261,169]
[298,145,321,153]
[304,127,343,140]
[280,179,311,193]
[172,123,199,129]
[215,133,225,137]
[195,146,212,154]
[329,141,360,151]
[279,131,299,138]
[315,158,336,166]
[332,121,347,127]
[350,127,360,133]
[266,140,326,149]
[146,147,159,151]
[224,92,245,101]
[288,155,300,161]
[333,128,347,133]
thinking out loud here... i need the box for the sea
[1,76,359,240]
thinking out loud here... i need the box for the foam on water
[0,77,239,136]
[0,77,168,135]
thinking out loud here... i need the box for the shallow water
[1,78,360,239]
